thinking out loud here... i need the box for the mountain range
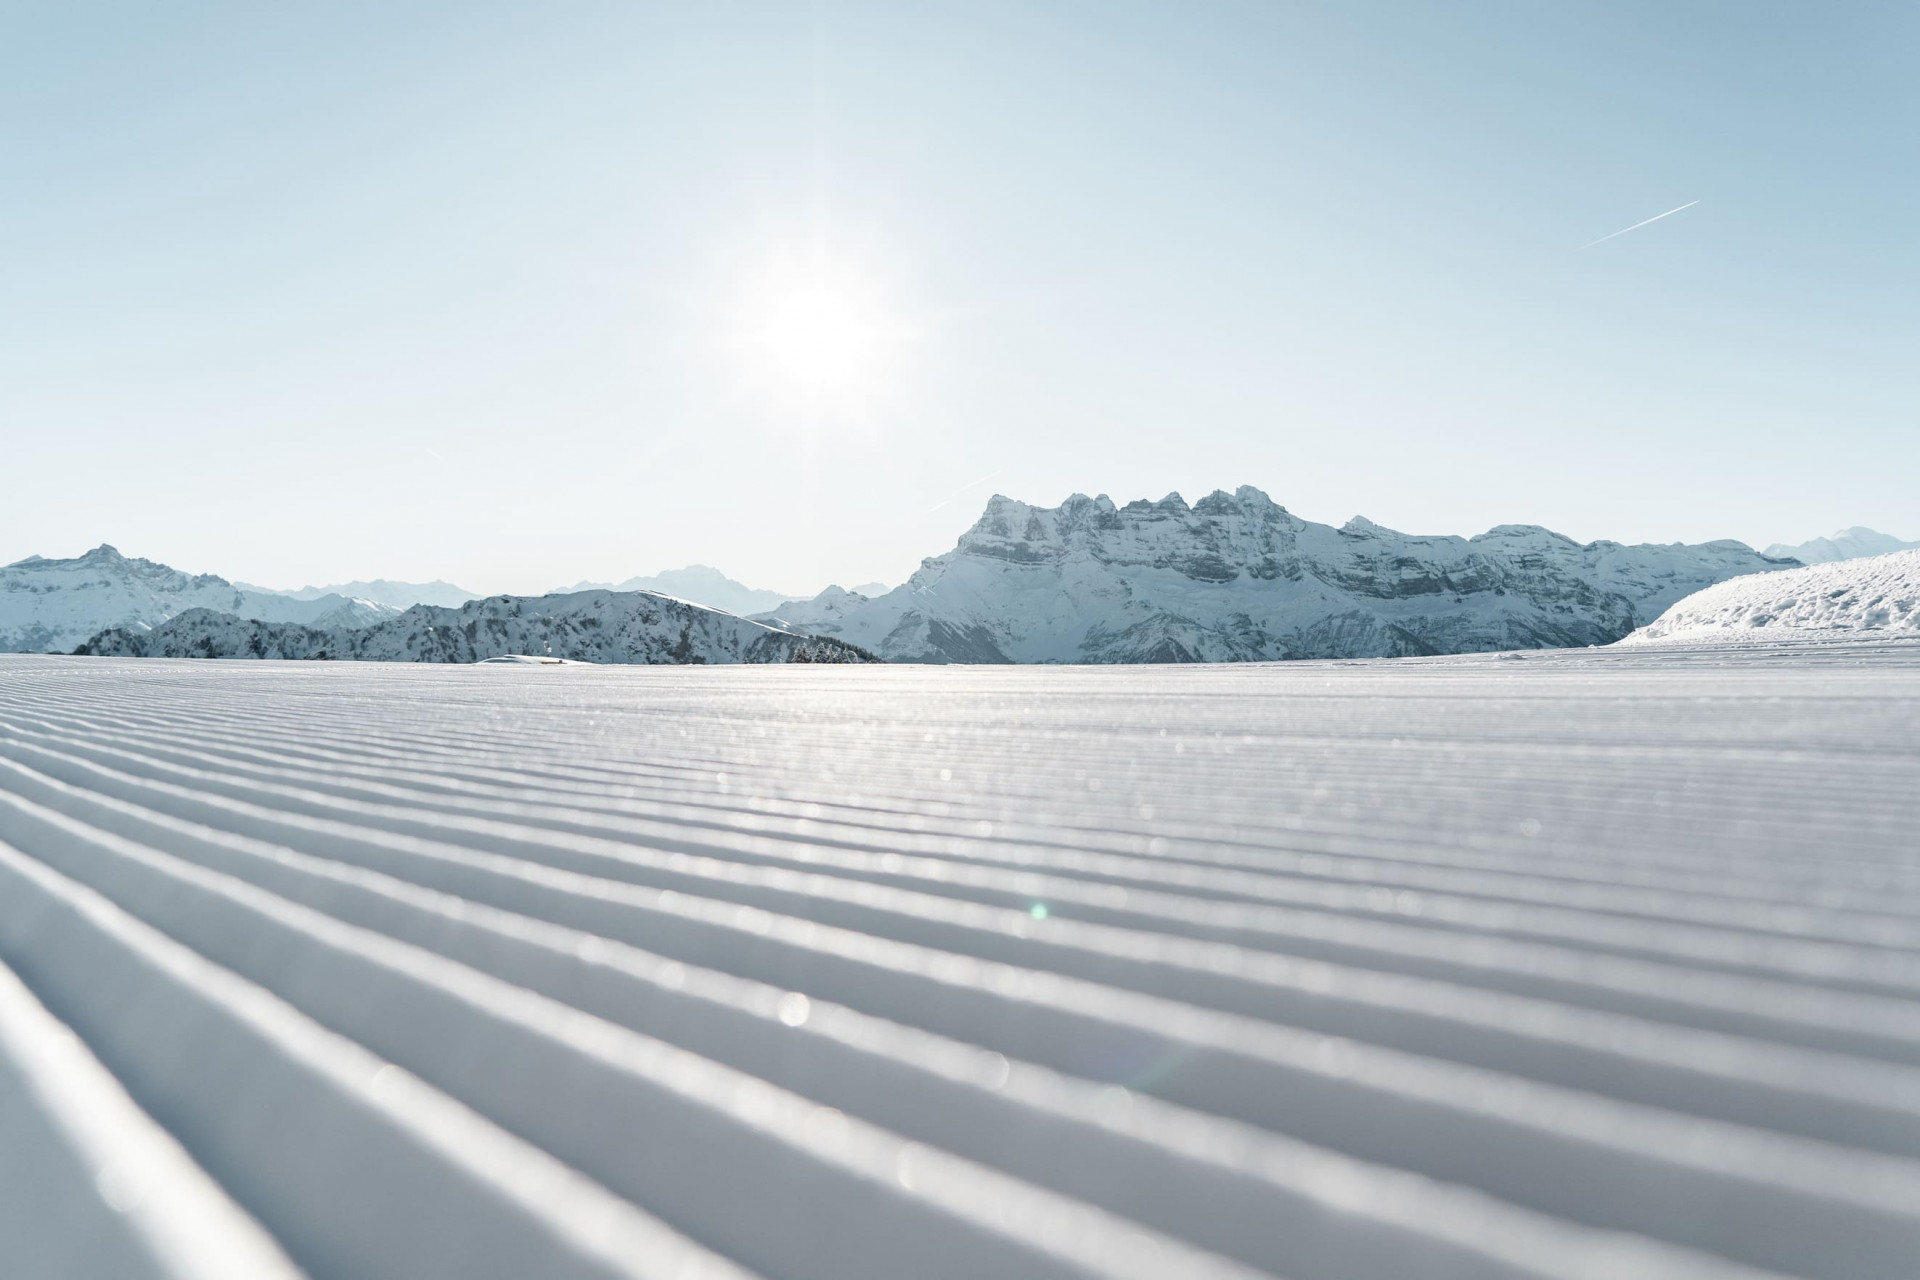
[1762,526,1920,565]
[75,591,875,664]
[552,565,799,617]
[1,546,399,654]
[756,487,1797,662]
[14,494,1901,664]
[236,578,480,609]
[555,566,893,616]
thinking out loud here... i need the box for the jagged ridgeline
[75,592,878,665]
[756,486,1798,662]
[28,487,1803,665]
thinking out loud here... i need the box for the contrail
[1583,199,1699,249]
[925,470,1004,514]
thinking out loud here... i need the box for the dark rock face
[76,592,879,665]
[758,486,1798,664]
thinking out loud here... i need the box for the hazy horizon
[5,2,1915,596]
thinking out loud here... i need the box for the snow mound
[1624,549,1920,644]
[475,654,589,665]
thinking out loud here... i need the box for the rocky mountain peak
[764,486,1797,664]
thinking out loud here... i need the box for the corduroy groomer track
[2,643,1918,1280]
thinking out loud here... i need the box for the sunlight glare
[759,285,880,390]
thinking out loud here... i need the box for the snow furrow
[0,785,1265,1280]
[0,748,1909,1278]
[0,948,304,1280]
[7,741,1920,1167]
[3,669,1914,902]
[1,651,1916,1279]
[7,675,1912,905]
[10,722,1920,1016]
[19,709,1920,948]
[0,756,1761,1280]
[0,837,754,1280]
[13,717,1920,1066]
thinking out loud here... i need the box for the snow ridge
[759,488,1795,663]
[1,646,1918,1277]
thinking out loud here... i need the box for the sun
[724,252,917,409]
[758,285,877,390]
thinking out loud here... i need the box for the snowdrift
[1624,548,1920,644]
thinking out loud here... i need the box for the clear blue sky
[2,2,1914,595]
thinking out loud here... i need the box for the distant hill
[1762,527,1919,565]
[553,565,795,617]
[237,578,479,609]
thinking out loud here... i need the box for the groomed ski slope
[2,642,1919,1280]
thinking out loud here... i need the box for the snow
[0,955,303,1280]
[475,655,590,665]
[1625,549,1920,644]
[2,643,1918,1278]
[758,488,1794,663]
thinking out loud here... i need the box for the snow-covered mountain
[554,565,796,617]
[237,578,480,609]
[74,589,877,664]
[756,487,1797,663]
[1762,526,1919,565]
[1623,548,1920,644]
[1,545,400,654]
